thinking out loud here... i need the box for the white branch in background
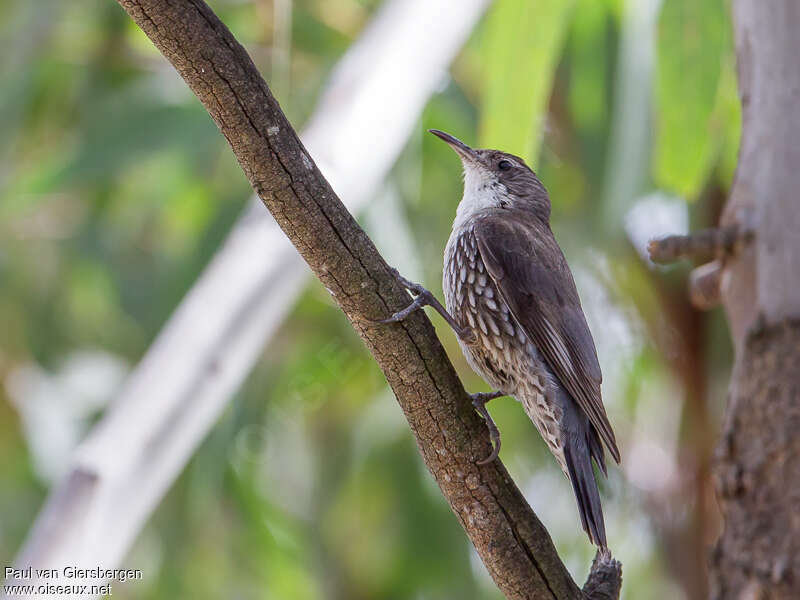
[6,0,489,594]
[602,0,662,229]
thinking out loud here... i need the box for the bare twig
[647,225,750,265]
[648,224,752,314]
[107,0,619,597]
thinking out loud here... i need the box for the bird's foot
[471,390,505,464]
[373,267,475,343]
[374,291,431,324]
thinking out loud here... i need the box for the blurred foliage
[0,0,741,599]
[480,0,575,161]
[653,0,735,199]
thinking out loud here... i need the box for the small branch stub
[582,553,623,600]
[648,225,753,312]
[647,225,751,265]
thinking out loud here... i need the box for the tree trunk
[711,2,800,597]
[713,321,800,598]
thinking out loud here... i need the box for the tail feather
[564,432,607,549]
[587,424,607,477]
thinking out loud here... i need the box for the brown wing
[474,211,620,463]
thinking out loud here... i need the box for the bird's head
[429,129,550,221]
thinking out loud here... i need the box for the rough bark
[113,0,621,598]
[710,2,800,597]
[712,320,800,598]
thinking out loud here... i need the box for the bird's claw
[370,293,429,325]
[471,391,504,464]
[372,268,475,343]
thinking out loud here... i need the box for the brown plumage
[473,213,620,463]
[376,130,620,549]
[434,129,619,549]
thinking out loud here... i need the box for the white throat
[452,164,511,230]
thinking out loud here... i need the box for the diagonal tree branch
[9,1,488,591]
[113,1,621,597]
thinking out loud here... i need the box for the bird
[377,129,620,550]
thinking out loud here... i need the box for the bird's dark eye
[498,160,512,171]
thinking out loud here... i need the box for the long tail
[520,382,609,548]
[563,423,607,549]
[556,378,608,549]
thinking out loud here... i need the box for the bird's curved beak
[428,129,478,164]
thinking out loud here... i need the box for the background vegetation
[0,0,740,598]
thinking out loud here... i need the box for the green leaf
[654,0,727,199]
[480,0,575,163]
[568,0,610,133]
